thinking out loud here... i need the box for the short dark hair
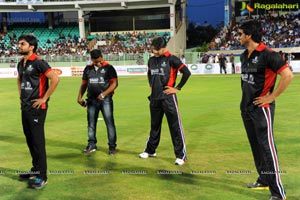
[90,49,102,59]
[239,20,262,43]
[18,34,38,53]
[151,37,167,51]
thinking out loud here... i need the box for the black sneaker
[82,145,97,153]
[108,148,116,155]
[29,177,47,189]
[247,182,269,190]
[19,173,36,181]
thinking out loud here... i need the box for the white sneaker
[175,158,187,165]
[139,152,156,158]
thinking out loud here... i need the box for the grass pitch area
[0,75,299,200]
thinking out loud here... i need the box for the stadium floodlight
[121,1,127,8]
[75,3,81,9]
[28,4,36,11]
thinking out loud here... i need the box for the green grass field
[0,75,299,200]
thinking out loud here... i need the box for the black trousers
[22,109,47,180]
[145,94,187,160]
[242,105,286,199]
[220,65,227,74]
[231,63,235,74]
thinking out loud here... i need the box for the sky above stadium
[187,0,225,27]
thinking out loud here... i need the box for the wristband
[100,93,105,98]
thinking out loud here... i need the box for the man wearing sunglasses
[238,20,293,200]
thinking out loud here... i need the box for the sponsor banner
[116,65,147,76]
[235,64,242,74]
[16,0,43,3]
[188,63,234,74]
[0,67,70,78]
[70,66,85,77]
[188,62,300,74]
[68,65,148,77]
[289,61,300,72]
[235,0,299,17]
[1,63,299,78]
[52,67,71,77]
[0,68,18,78]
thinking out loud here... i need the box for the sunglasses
[18,41,34,46]
[238,32,244,36]
[18,42,27,46]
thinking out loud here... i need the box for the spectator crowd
[2,12,299,62]
[0,31,89,58]
[209,12,300,50]
[0,29,170,60]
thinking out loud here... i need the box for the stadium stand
[0,0,181,64]
[209,12,300,51]
[1,25,170,56]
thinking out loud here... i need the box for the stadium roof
[0,0,175,12]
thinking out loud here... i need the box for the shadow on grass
[0,135,81,151]
[153,171,269,199]
[115,147,177,164]
[0,165,270,199]
[192,174,269,199]
[104,162,269,199]
[114,147,140,157]
[0,167,42,200]
[0,135,273,199]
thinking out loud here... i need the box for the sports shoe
[19,172,36,181]
[30,177,48,189]
[269,196,286,200]
[139,152,156,158]
[82,145,97,153]
[247,182,269,190]
[108,148,116,155]
[175,158,187,165]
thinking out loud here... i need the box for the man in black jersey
[77,49,118,155]
[238,21,293,200]
[17,34,60,189]
[139,37,191,165]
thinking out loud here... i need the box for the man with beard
[238,21,293,200]
[17,34,60,189]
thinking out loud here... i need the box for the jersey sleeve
[82,66,89,81]
[17,62,22,77]
[108,65,118,80]
[147,58,152,86]
[37,60,51,74]
[267,51,287,73]
[170,55,185,70]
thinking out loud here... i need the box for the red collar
[22,53,38,61]
[255,42,267,52]
[163,51,171,57]
[90,61,109,67]
[101,61,109,66]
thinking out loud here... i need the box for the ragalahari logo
[240,2,254,16]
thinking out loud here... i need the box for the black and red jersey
[147,51,185,99]
[82,61,117,99]
[17,53,52,111]
[240,43,288,112]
